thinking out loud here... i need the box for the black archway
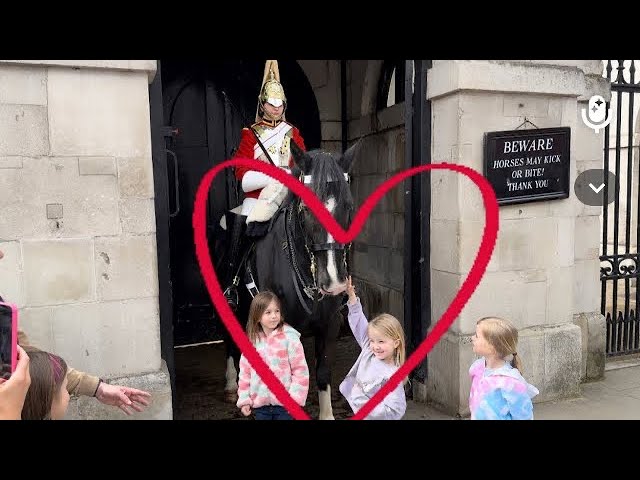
[152,60,321,349]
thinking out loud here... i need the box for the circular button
[574,169,616,206]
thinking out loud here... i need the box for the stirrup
[245,271,259,298]
[223,282,239,311]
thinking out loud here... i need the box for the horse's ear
[290,139,311,172]
[339,138,362,173]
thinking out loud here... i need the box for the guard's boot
[223,213,249,311]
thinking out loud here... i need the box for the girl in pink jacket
[236,291,309,420]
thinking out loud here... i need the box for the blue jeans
[253,405,293,420]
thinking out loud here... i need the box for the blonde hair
[368,313,406,369]
[246,291,284,344]
[476,317,522,371]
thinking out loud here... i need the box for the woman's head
[247,291,284,343]
[21,349,69,420]
[473,317,522,371]
[368,313,406,367]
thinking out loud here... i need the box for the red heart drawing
[193,159,499,420]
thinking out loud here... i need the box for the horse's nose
[322,281,347,296]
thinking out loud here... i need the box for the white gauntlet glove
[241,171,273,193]
[241,168,291,193]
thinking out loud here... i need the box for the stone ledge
[427,60,586,101]
[0,60,157,83]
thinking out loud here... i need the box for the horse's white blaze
[324,197,342,293]
[318,386,335,420]
[225,356,238,392]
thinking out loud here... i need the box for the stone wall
[422,60,606,415]
[0,60,171,419]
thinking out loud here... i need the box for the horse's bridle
[285,199,352,310]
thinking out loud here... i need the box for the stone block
[95,235,159,301]
[0,241,24,307]
[460,270,547,332]
[0,156,23,169]
[79,157,116,176]
[117,157,155,198]
[585,312,605,380]
[428,61,584,100]
[431,169,459,221]
[430,269,462,333]
[516,328,545,402]
[0,157,119,239]
[50,298,161,377]
[574,215,601,261]
[426,331,463,415]
[573,258,600,314]
[546,266,574,325]
[120,198,156,234]
[19,305,54,351]
[497,217,558,270]
[0,64,47,105]
[0,104,49,156]
[503,94,549,118]
[543,323,582,399]
[430,219,459,273]
[499,201,550,220]
[47,68,152,157]
[23,239,95,306]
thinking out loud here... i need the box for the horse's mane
[289,150,353,210]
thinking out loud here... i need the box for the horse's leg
[314,317,340,420]
[223,330,240,403]
[213,213,239,403]
[223,285,251,403]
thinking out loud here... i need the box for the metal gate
[601,60,640,356]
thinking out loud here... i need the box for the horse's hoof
[319,415,335,420]
[224,390,239,403]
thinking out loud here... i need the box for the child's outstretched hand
[346,276,357,305]
[240,405,251,417]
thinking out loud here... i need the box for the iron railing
[601,60,640,356]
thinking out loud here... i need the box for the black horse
[217,144,356,419]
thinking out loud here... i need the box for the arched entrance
[149,60,321,416]
[159,60,321,347]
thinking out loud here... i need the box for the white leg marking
[318,386,335,420]
[225,356,238,392]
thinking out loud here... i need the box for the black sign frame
[483,127,571,206]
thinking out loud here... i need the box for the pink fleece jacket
[236,324,309,409]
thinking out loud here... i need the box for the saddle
[221,200,318,315]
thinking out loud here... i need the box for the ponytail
[510,351,523,372]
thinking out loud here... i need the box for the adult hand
[240,405,252,417]
[0,346,31,420]
[346,276,357,305]
[95,382,152,415]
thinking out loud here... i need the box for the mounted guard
[223,60,306,310]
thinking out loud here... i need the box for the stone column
[420,60,607,416]
[0,60,171,419]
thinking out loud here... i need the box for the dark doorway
[159,60,321,348]
[151,60,322,417]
